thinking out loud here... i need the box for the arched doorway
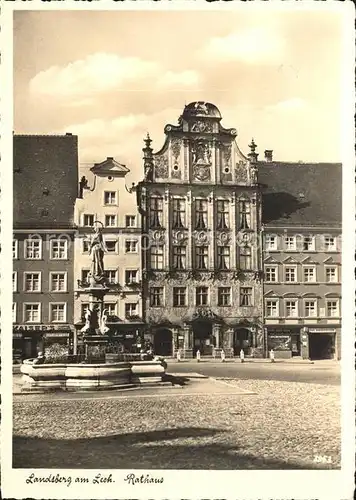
[233,328,251,355]
[192,320,213,356]
[154,328,173,356]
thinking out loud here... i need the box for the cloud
[29,53,200,101]
[200,28,286,65]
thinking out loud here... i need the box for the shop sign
[309,328,336,334]
[13,333,23,339]
[13,324,72,333]
[44,332,69,338]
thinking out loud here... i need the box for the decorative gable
[282,256,299,264]
[90,157,129,178]
[323,256,340,265]
[301,256,318,265]
[264,255,279,264]
[264,289,280,297]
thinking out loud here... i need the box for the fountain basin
[19,359,167,392]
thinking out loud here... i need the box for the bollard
[240,349,245,363]
[270,349,275,363]
[221,350,226,363]
[176,349,181,362]
[196,349,201,362]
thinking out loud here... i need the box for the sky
[14,9,344,184]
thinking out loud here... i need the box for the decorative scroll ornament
[154,155,169,178]
[171,137,181,161]
[235,160,248,183]
[151,230,165,244]
[192,307,219,320]
[172,230,188,245]
[193,230,210,245]
[216,231,231,245]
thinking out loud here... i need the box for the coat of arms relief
[191,139,212,181]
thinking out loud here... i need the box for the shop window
[218,287,231,306]
[150,287,164,307]
[173,287,186,307]
[240,287,253,306]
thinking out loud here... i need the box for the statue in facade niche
[89,223,105,282]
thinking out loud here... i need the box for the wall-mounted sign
[13,324,72,332]
[309,328,336,334]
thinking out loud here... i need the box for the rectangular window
[83,214,94,227]
[125,215,136,228]
[104,303,117,316]
[50,239,68,259]
[81,269,90,284]
[173,287,186,307]
[82,239,90,253]
[196,286,208,306]
[303,236,315,251]
[325,266,338,283]
[265,234,277,251]
[149,197,163,228]
[284,236,296,251]
[172,246,186,270]
[239,245,252,270]
[326,300,339,317]
[172,198,186,228]
[12,272,17,292]
[324,236,337,251]
[150,245,164,269]
[125,239,137,253]
[266,299,279,317]
[50,303,66,322]
[24,272,41,292]
[195,199,208,229]
[24,303,40,323]
[104,191,117,205]
[105,215,117,227]
[304,300,317,317]
[24,239,42,259]
[303,267,316,283]
[218,287,231,306]
[104,270,117,284]
[12,303,16,323]
[285,267,297,282]
[150,287,164,307]
[195,246,208,270]
[285,300,298,317]
[217,246,230,270]
[265,267,278,282]
[240,287,253,306]
[216,200,229,229]
[50,273,67,292]
[13,240,18,259]
[125,303,138,317]
[125,270,138,284]
[239,200,251,230]
[106,240,117,253]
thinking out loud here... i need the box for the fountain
[20,222,168,392]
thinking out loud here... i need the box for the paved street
[13,361,340,470]
[166,360,340,386]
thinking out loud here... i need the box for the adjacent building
[137,102,264,358]
[259,160,342,360]
[73,157,144,353]
[13,134,78,360]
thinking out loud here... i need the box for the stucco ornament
[154,155,169,178]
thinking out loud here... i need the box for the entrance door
[154,329,173,356]
[233,328,250,355]
[309,334,335,360]
[192,321,212,355]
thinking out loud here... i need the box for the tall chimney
[264,150,273,162]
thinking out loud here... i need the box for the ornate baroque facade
[137,102,264,357]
